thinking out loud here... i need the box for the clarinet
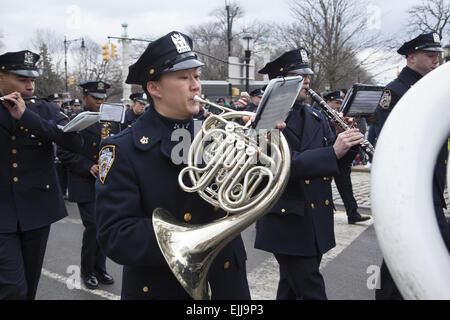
[306,88,375,158]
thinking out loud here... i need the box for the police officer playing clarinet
[0,50,82,299]
[255,48,364,300]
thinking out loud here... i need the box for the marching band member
[375,32,450,300]
[0,50,82,299]
[57,81,117,290]
[255,48,364,300]
[94,31,250,299]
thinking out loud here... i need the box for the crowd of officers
[0,29,448,300]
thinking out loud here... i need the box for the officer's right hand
[333,128,364,159]
[90,164,99,179]
[1,92,26,120]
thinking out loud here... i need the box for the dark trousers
[274,253,327,300]
[0,225,50,300]
[376,206,450,300]
[334,161,359,218]
[77,202,106,276]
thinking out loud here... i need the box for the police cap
[324,90,343,103]
[259,48,313,80]
[125,31,204,86]
[70,98,81,106]
[0,50,40,78]
[250,88,264,97]
[79,80,111,99]
[48,93,62,102]
[397,32,443,56]
[129,92,147,104]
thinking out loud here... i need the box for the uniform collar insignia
[140,136,149,144]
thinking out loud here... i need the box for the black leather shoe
[348,215,371,224]
[83,274,99,289]
[95,271,114,285]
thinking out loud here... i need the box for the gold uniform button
[281,208,286,213]
[311,203,315,209]
[20,126,24,130]
[38,142,42,146]
[305,180,310,184]
[445,160,447,165]
[45,184,50,189]
[323,177,329,181]
[93,155,97,159]
[184,213,192,222]
[92,142,97,146]
[13,177,19,183]
[11,136,16,141]
[12,163,18,168]
[224,261,231,269]
[142,286,149,293]
[25,128,28,132]
[11,149,17,154]
[213,206,220,212]
[325,200,330,206]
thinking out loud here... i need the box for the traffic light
[231,87,240,97]
[101,43,110,61]
[68,75,75,86]
[110,43,118,59]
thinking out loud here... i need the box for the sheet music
[253,76,303,130]
[340,84,384,117]
[99,103,126,123]
[62,111,101,132]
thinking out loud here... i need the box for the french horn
[371,61,450,299]
[152,95,291,300]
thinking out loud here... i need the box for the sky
[0,0,428,85]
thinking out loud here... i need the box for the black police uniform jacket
[255,103,356,256]
[57,107,121,203]
[95,106,249,300]
[0,99,82,232]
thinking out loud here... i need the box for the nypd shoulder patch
[379,90,392,109]
[99,145,116,184]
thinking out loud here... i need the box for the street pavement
[35,166,449,300]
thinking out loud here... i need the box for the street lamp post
[242,34,253,93]
[64,36,85,92]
